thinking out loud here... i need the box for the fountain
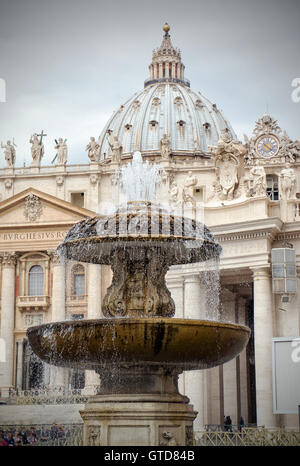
[27,152,250,446]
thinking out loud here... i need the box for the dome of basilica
[98,24,236,160]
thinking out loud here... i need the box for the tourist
[6,432,15,446]
[239,416,245,432]
[224,415,233,432]
[27,432,36,445]
[15,433,23,446]
[20,428,29,444]
[50,423,58,440]
[57,425,66,438]
[0,433,8,446]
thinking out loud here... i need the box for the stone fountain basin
[27,318,250,372]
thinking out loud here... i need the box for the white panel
[272,337,300,414]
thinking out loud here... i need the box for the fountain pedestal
[80,368,197,446]
[80,394,196,446]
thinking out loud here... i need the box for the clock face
[256,135,279,158]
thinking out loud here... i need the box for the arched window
[28,265,44,296]
[72,264,85,297]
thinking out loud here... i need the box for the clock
[256,134,279,158]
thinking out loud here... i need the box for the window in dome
[132,100,140,110]
[174,96,183,106]
[195,99,203,109]
[177,120,186,128]
[203,122,211,131]
[125,124,132,131]
[152,97,161,106]
[149,120,159,128]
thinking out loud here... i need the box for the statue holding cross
[30,130,47,166]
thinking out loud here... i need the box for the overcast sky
[0,0,299,167]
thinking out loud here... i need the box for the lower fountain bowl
[27,318,250,372]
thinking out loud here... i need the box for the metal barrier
[195,427,300,446]
[6,387,88,405]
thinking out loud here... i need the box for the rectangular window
[71,192,85,208]
[74,274,85,296]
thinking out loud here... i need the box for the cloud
[0,0,299,169]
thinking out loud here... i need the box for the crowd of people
[0,423,67,446]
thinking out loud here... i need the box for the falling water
[121,151,161,202]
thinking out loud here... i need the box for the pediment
[0,188,95,227]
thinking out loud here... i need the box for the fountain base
[80,367,196,446]
[80,395,196,446]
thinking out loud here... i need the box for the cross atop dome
[144,24,189,88]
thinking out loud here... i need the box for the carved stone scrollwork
[208,129,246,201]
[4,178,13,190]
[56,176,64,187]
[102,248,175,318]
[245,114,300,165]
[159,430,178,446]
[0,252,17,267]
[47,250,62,266]
[87,425,101,446]
[89,174,99,185]
[24,194,43,222]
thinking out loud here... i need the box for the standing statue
[86,137,100,162]
[107,132,122,163]
[1,140,16,167]
[30,134,44,166]
[182,171,197,205]
[248,161,267,196]
[160,133,171,159]
[279,163,296,200]
[54,138,68,165]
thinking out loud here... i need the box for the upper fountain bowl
[58,201,222,266]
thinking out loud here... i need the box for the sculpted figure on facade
[209,128,246,159]
[1,140,16,167]
[24,194,43,222]
[208,129,246,201]
[253,114,281,136]
[169,180,179,207]
[30,134,44,166]
[54,138,68,165]
[279,131,300,163]
[86,137,100,162]
[107,132,122,163]
[160,133,171,159]
[247,161,267,197]
[279,163,296,200]
[182,171,197,205]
